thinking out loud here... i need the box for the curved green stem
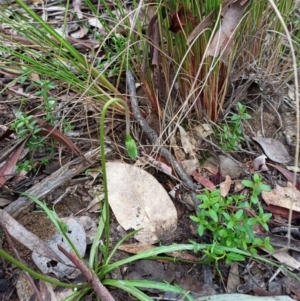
[97,98,137,266]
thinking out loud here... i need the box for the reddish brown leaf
[34,118,84,157]
[192,171,215,191]
[267,163,300,190]
[0,139,27,189]
[169,5,197,33]
[266,204,300,219]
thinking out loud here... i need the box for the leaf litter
[1,0,300,300]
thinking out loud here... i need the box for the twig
[126,70,200,211]
[57,244,115,301]
[1,223,43,301]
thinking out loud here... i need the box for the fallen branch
[126,70,200,211]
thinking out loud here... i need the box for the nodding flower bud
[125,134,138,160]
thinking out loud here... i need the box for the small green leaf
[218,229,228,237]
[259,183,271,192]
[227,220,235,228]
[16,121,25,128]
[243,113,252,119]
[246,217,257,226]
[234,209,244,220]
[242,240,247,250]
[190,216,200,223]
[250,247,257,255]
[226,252,245,261]
[263,213,272,220]
[209,209,218,222]
[260,222,269,232]
[264,241,274,252]
[198,224,205,236]
[250,195,258,204]
[226,237,232,247]
[222,212,231,221]
[230,114,240,121]
[253,173,261,182]
[241,179,254,188]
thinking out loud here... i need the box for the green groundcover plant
[191,174,273,264]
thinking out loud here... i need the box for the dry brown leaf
[181,159,199,176]
[0,198,12,206]
[220,175,232,197]
[0,139,26,189]
[267,162,300,190]
[194,124,213,139]
[169,5,197,33]
[206,1,250,62]
[252,137,291,164]
[187,10,215,44]
[262,185,300,213]
[178,125,196,158]
[136,153,173,176]
[192,171,215,191]
[32,217,86,278]
[271,250,300,271]
[118,242,155,254]
[70,26,89,39]
[34,117,84,158]
[72,0,83,19]
[227,262,240,293]
[253,154,268,171]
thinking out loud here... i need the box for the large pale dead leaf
[106,162,177,243]
[262,185,300,213]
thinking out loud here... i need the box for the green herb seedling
[218,102,252,151]
[190,183,273,263]
[242,173,271,204]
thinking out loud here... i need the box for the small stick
[57,244,115,301]
[126,70,200,211]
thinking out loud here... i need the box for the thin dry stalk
[57,244,116,301]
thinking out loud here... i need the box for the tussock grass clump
[135,0,296,125]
